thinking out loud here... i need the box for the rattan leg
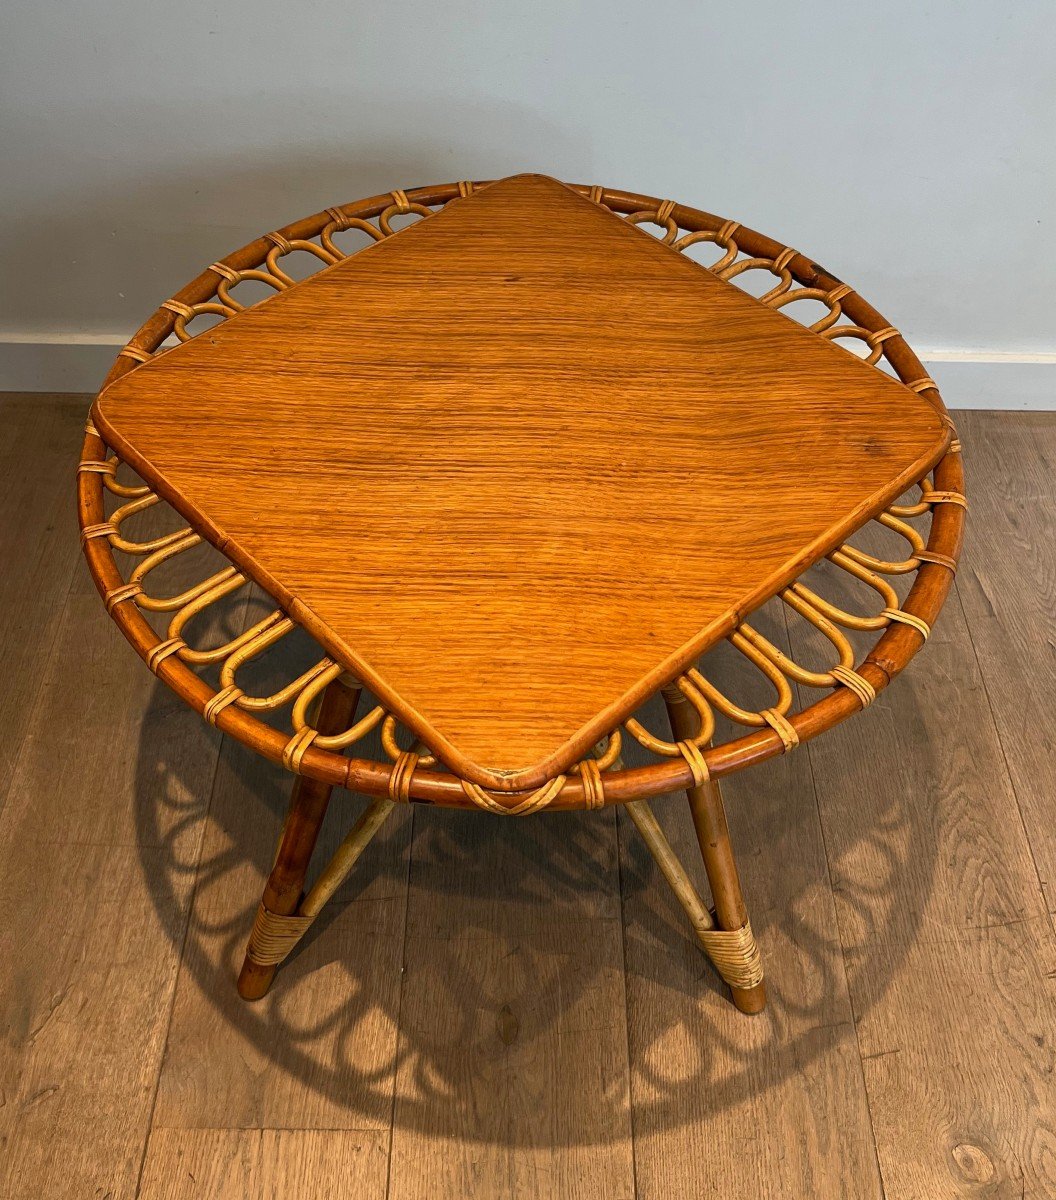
[625,799,764,1007]
[237,674,361,1000]
[662,686,767,1013]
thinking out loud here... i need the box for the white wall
[2,1,1053,404]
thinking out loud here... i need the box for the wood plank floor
[1,397,1054,1198]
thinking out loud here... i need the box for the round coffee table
[78,175,965,1016]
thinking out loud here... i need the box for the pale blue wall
[1,1,1053,378]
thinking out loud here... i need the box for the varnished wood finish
[77,181,965,811]
[6,397,1055,1196]
[92,173,949,790]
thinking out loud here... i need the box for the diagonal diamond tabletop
[93,173,949,790]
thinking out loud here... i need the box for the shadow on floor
[132,615,937,1146]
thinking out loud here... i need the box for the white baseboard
[920,351,1056,411]
[0,333,1053,409]
[0,334,125,395]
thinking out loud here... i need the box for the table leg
[663,685,767,1014]
[237,674,361,1000]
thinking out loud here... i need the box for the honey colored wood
[663,686,767,1014]
[92,173,949,791]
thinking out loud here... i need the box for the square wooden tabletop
[94,173,949,789]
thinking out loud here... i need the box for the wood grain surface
[620,622,885,1199]
[387,806,635,1199]
[0,394,86,810]
[0,396,1053,1197]
[0,442,248,1200]
[787,515,1056,1198]
[93,174,948,789]
[953,411,1056,913]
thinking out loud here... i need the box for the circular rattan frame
[77,180,966,814]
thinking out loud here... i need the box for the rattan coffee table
[78,174,965,1015]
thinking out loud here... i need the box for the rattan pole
[298,796,395,919]
[237,674,361,999]
[664,687,767,1014]
[624,800,715,931]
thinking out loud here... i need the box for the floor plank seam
[801,735,890,1200]
[614,806,642,1200]
[382,803,415,1200]
[952,577,1056,943]
[131,727,232,1200]
[781,601,889,1200]
[0,546,83,823]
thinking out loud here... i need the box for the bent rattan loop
[882,608,931,640]
[79,177,966,813]
[761,707,799,752]
[380,714,437,768]
[389,750,420,803]
[282,726,318,772]
[830,664,877,708]
[677,738,710,786]
[145,637,184,672]
[696,920,765,991]
[593,729,622,771]
[576,758,606,810]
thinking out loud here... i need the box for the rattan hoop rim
[78,180,965,811]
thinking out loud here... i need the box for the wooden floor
[1,394,1054,1199]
